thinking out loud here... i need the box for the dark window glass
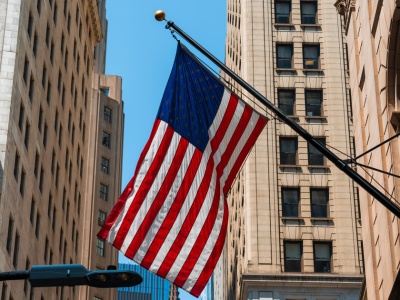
[98,210,106,226]
[275,0,291,23]
[301,1,317,24]
[6,216,14,254]
[305,90,323,116]
[311,188,329,217]
[101,157,110,174]
[104,107,112,123]
[284,241,302,272]
[277,44,293,69]
[282,188,300,217]
[314,242,332,272]
[280,137,298,165]
[96,238,105,256]
[102,131,111,148]
[308,137,325,165]
[278,89,295,115]
[303,44,320,69]
[100,184,108,201]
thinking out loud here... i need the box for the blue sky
[105,1,226,299]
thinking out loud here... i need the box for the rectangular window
[301,0,317,24]
[305,89,323,117]
[303,44,320,69]
[46,81,51,104]
[43,123,48,148]
[38,106,43,132]
[282,188,300,217]
[24,121,30,148]
[59,229,63,251]
[23,57,29,84]
[13,152,20,181]
[39,167,44,193]
[280,137,298,165]
[45,24,50,47]
[96,238,105,256]
[102,131,111,148]
[6,216,14,254]
[30,198,35,224]
[100,184,108,201]
[41,65,47,88]
[311,188,329,218]
[35,213,40,238]
[52,207,56,230]
[276,44,293,69]
[34,152,39,178]
[104,107,112,123]
[18,103,24,131]
[37,0,42,15]
[308,137,325,166]
[44,238,49,262]
[29,75,35,102]
[98,210,106,226]
[314,242,332,272]
[275,0,291,24]
[284,241,302,272]
[278,89,295,116]
[27,13,33,39]
[101,157,110,174]
[20,169,26,197]
[33,32,38,57]
[12,232,19,268]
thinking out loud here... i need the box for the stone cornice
[88,0,103,44]
[334,0,356,33]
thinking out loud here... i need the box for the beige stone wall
[340,0,400,298]
[220,1,364,299]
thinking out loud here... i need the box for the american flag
[98,43,267,296]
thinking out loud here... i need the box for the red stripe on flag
[223,116,267,195]
[98,119,162,240]
[190,199,229,297]
[113,125,175,250]
[123,138,190,258]
[140,148,203,269]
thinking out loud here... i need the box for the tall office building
[216,0,364,299]
[335,1,400,299]
[0,0,122,299]
[117,263,171,300]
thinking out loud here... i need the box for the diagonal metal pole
[156,13,400,218]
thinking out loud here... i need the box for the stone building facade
[0,0,122,299]
[335,0,400,299]
[215,0,365,299]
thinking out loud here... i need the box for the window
[276,44,293,69]
[27,12,33,39]
[308,137,325,166]
[305,89,323,117]
[303,44,320,70]
[284,241,302,272]
[96,238,105,256]
[43,123,48,147]
[41,64,47,88]
[59,229,63,251]
[13,152,20,180]
[6,216,14,254]
[34,152,39,178]
[98,210,106,226]
[30,198,35,224]
[23,57,29,84]
[46,81,51,103]
[104,107,112,123]
[45,24,50,47]
[39,167,44,192]
[100,184,108,201]
[24,121,30,148]
[44,238,49,261]
[33,32,38,57]
[101,157,109,174]
[20,169,26,197]
[29,75,35,102]
[311,188,329,218]
[314,242,332,272]
[280,137,298,165]
[278,89,295,116]
[38,106,43,132]
[18,103,24,131]
[102,131,110,148]
[35,213,40,238]
[13,232,20,268]
[37,0,42,15]
[282,188,300,217]
[275,0,291,24]
[301,0,317,24]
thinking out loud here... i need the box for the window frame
[96,238,105,257]
[284,241,302,272]
[282,187,300,217]
[308,137,326,166]
[310,188,329,218]
[305,89,323,117]
[275,0,291,24]
[99,183,108,201]
[101,157,110,174]
[276,44,293,69]
[313,241,332,273]
[303,44,320,70]
[300,0,318,25]
[102,131,111,149]
[278,89,295,116]
[280,137,298,165]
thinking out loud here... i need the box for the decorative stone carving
[334,0,356,33]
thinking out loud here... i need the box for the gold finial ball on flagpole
[155,10,166,21]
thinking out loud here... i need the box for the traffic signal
[28,264,142,288]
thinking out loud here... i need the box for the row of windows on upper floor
[280,136,326,167]
[282,187,329,218]
[276,44,321,71]
[275,0,318,25]
[278,89,324,117]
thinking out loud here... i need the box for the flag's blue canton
[157,44,224,152]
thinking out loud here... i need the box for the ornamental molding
[334,0,356,33]
[88,0,103,44]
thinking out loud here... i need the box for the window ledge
[282,217,304,221]
[274,23,295,27]
[311,217,333,222]
[307,165,330,169]
[276,68,297,72]
[302,69,324,73]
[305,116,326,120]
[279,164,301,169]
[300,24,320,28]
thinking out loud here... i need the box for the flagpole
[155,11,400,218]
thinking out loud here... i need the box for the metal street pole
[154,10,400,218]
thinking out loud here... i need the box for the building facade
[335,0,400,299]
[0,0,122,299]
[117,263,171,300]
[217,0,365,299]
